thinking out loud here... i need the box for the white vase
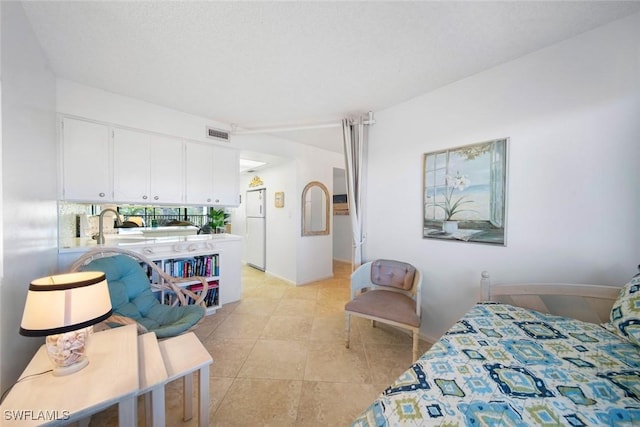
[442,220,458,234]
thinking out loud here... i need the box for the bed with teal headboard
[352,272,640,426]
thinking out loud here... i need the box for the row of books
[161,280,219,307]
[163,254,220,279]
[189,281,219,307]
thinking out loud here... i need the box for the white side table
[0,324,138,426]
[158,332,213,427]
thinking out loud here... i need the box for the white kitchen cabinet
[185,143,240,207]
[61,117,112,202]
[184,141,215,205]
[60,116,239,206]
[113,128,184,204]
[212,146,240,206]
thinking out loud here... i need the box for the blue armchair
[70,248,206,338]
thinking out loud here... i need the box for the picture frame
[274,191,285,208]
[423,138,508,245]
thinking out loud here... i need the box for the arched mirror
[302,181,330,236]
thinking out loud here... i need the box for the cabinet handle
[99,192,105,198]
[207,198,211,203]
[142,195,148,200]
[154,196,159,200]
[215,199,220,203]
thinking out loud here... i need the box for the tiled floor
[90,261,430,426]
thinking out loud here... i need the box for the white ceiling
[22,1,640,153]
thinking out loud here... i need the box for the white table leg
[150,386,165,427]
[119,395,136,426]
[198,365,210,427]
[183,373,194,421]
[144,393,152,427]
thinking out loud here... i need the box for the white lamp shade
[20,271,113,336]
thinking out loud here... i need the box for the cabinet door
[61,118,112,201]
[150,135,184,204]
[113,128,150,203]
[212,146,240,206]
[184,142,215,205]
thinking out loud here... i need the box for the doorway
[332,167,351,263]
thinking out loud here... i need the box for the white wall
[296,145,343,284]
[0,1,58,390]
[366,13,640,342]
[57,79,230,145]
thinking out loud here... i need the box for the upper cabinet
[184,142,240,207]
[60,116,239,206]
[113,128,184,204]
[61,117,112,202]
[185,141,215,205]
[212,146,240,206]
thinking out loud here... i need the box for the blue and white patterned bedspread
[352,302,640,426]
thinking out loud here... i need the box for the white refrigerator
[246,189,266,271]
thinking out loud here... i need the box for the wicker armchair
[69,247,208,338]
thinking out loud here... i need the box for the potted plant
[427,171,476,234]
[208,208,230,234]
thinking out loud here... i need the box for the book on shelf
[185,280,219,307]
[163,256,220,279]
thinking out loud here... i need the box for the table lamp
[19,271,113,376]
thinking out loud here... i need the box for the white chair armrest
[350,262,373,298]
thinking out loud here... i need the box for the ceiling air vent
[206,126,231,142]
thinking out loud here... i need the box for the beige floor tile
[282,285,320,300]
[304,340,371,384]
[261,315,314,340]
[238,339,309,380]
[212,378,302,427]
[202,337,256,378]
[363,342,416,385]
[192,311,226,341]
[163,375,234,426]
[318,286,351,301]
[295,381,381,426]
[210,301,239,318]
[274,298,317,317]
[315,298,348,316]
[243,284,288,299]
[213,313,269,340]
[231,297,280,316]
[310,314,359,343]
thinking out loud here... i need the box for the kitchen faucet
[97,208,123,245]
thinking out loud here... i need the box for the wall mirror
[302,181,330,236]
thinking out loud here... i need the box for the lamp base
[52,358,89,376]
[45,327,92,376]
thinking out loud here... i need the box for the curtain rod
[231,112,375,135]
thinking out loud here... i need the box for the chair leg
[412,329,419,362]
[345,313,351,349]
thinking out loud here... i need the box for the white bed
[353,271,639,426]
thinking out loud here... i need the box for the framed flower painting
[423,138,508,245]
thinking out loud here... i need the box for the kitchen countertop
[59,233,242,254]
